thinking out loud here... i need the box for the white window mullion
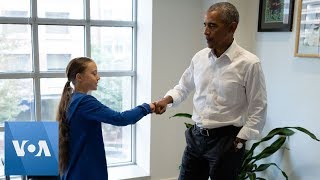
[31,0,41,121]
[32,24,41,121]
[131,0,138,165]
[34,76,41,121]
[84,0,90,57]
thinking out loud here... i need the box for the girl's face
[75,61,100,93]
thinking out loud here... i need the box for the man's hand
[233,137,246,152]
[154,96,173,114]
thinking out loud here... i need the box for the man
[155,2,267,180]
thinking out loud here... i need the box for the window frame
[0,0,137,167]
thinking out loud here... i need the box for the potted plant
[170,113,320,180]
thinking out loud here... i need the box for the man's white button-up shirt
[166,40,267,140]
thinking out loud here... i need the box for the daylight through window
[0,0,136,177]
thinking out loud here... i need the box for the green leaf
[169,113,192,119]
[251,137,287,162]
[240,126,319,180]
[248,172,256,180]
[257,163,288,180]
[260,128,295,142]
[242,150,254,165]
[184,122,193,129]
[242,128,294,168]
[255,163,277,171]
[285,126,320,141]
[242,126,320,170]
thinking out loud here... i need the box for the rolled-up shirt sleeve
[237,62,267,140]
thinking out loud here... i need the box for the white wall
[254,0,320,179]
[149,0,203,179]
[148,0,320,179]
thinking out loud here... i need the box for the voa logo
[5,122,58,176]
[12,140,51,157]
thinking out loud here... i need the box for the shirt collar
[207,40,238,62]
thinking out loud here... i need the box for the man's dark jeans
[178,125,245,180]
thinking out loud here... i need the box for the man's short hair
[207,2,239,24]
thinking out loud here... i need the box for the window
[45,12,70,34]
[2,11,28,33]
[46,54,71,71]
[0,54,31,72]
[1,10,29,18]
[45,12,69,19]
[0,0,136,177]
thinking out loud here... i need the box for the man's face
[203,10,236,50]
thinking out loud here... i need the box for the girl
[56,57,154,180]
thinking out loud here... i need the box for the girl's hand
[149,102,156,113]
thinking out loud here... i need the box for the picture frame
[258,0,295,32]
[294,0,320,57]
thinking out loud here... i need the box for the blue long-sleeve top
[61,92,151,180]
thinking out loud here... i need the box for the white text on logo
[12,140,51,157]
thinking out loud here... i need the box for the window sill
[108,165,149,180]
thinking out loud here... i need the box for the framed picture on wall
[258,0,295,32]
[295,0,320,57]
